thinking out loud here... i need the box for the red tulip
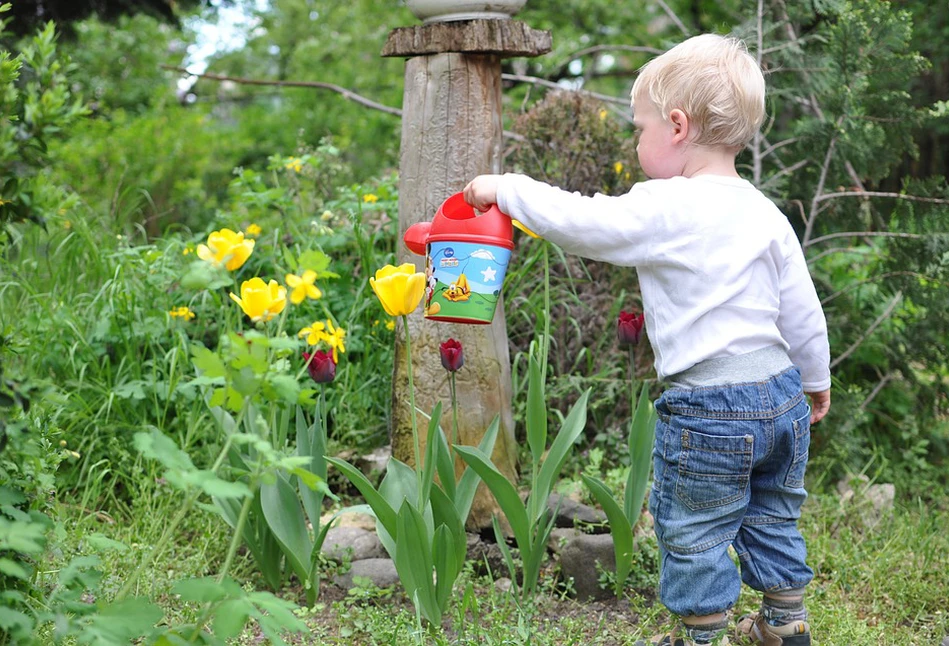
[303,350,336,384]
[439,338,465,372]
[617,311,645,347]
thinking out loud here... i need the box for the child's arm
[776,230,832,423]
[464,173,659,267]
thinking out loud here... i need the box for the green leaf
[191,344,226,378]
[429,485,466,568]
[133,429,194,473]
[420,402,443,508]
[526,348,547,466]
[0,606,32,640]
[191,471,251,500]
[213,598,251,640]
[432,524,459,613]
[625,382,655,525]
[491,515,518,586]
[269,374,301,404]
[261,474,313,587]
[432,413,456,501]
[173,576,241,603]
[394,501,440,625]
[583,474,634,597]
[85,533,129,553]
[453,445,530,550]
[298,249,331,275]
[0,557,29,580]
[296,407,326,531]
[325,457,396,537]
[83,598,164,644]
[532,389,590,523]
[454,415,500,523]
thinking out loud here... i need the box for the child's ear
[669,108,690,144]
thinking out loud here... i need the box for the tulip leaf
[453,415,500,524]
[526,348,547,466]
[432,524,459,613]
[429,484,466,568]
[533,389,590,524]
[453,445,530,550]
[325,457,397,538]
[394,501,440,625]
[491,515,518,587]
[522,507,558,597]
[296,407,326,531]
[582,474,634,596]
[421,402,443,507]
[432,415,456,502]
[261,474,313,590]
[625,382,656,525]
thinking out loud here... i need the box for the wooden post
[383,19,550,530]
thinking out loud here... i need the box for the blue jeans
[648,366,814,617]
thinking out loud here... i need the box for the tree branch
[163,65,404,117]
[859,371,895,411]
[805,231,927,248]
[821,271,929,305]
[829,290,902,370]
[655,0,691,36]
[814,191,949,206]
[803,116,842,247]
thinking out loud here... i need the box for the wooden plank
[383,18,551,58]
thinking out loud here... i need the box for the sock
[762,593,808,627]
[682,619,730,644]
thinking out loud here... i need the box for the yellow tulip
[512,219,540,239]
[197,228,255,271]
[285,270,322,305]
[229,278,287,323]
[369,263,426,317]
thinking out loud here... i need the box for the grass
[33,480,949,645]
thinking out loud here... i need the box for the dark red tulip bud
[303,350,336,384]
[439,338,465,373]
[617,311,645,347]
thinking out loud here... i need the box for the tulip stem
[402,314,423,508]
[628,346,636,413]
[542,243,550,384]
[449,371,459,471]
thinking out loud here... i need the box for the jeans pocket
[785,410,811,488]
[675,428,753,511]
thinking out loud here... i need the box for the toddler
[464,34,830,646]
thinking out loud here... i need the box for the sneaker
[735,612,810,646]
[634,627,730,646]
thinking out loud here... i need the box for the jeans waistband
[667,345,793,388]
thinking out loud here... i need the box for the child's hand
[463,175,501,212]
[806,389,831,424]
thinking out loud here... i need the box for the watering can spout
[403,221,431,256]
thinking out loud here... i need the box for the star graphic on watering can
[481,266,497,282]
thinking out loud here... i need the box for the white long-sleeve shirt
[497,173,832,392]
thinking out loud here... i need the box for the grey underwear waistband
[667,345,793,388]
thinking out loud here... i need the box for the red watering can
[403,193,514,324]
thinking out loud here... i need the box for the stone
[321,511,377,532]
[466,532,508,578]
[332,558,400,591]
[560,533,616,601]
[494,577,513,592]
[548,527,583,555]
[321,526,386,563]
[548,493,608,530]
[356,445,390,476]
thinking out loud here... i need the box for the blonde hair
[631,34,766,149]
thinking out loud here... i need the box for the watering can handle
[403,221,431,256]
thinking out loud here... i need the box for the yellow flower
[320,210,333,221]
[182,245,193,255]
[298,320,327,346]
[324,319,346,362]
[229,278,287,323]
[245,223,262,237]
[169,306,196,321]
[197,228,255,271]
[385,320,395,331]
[284,157,303,173]
[512,220,540,239]
[614,161,624,175]
[369,263,426,317]
[363,193,379,204]
[599,109,608,121]
[63,220,72,230]
[285,270,322,305]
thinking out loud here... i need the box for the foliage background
[1,0,948,643]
